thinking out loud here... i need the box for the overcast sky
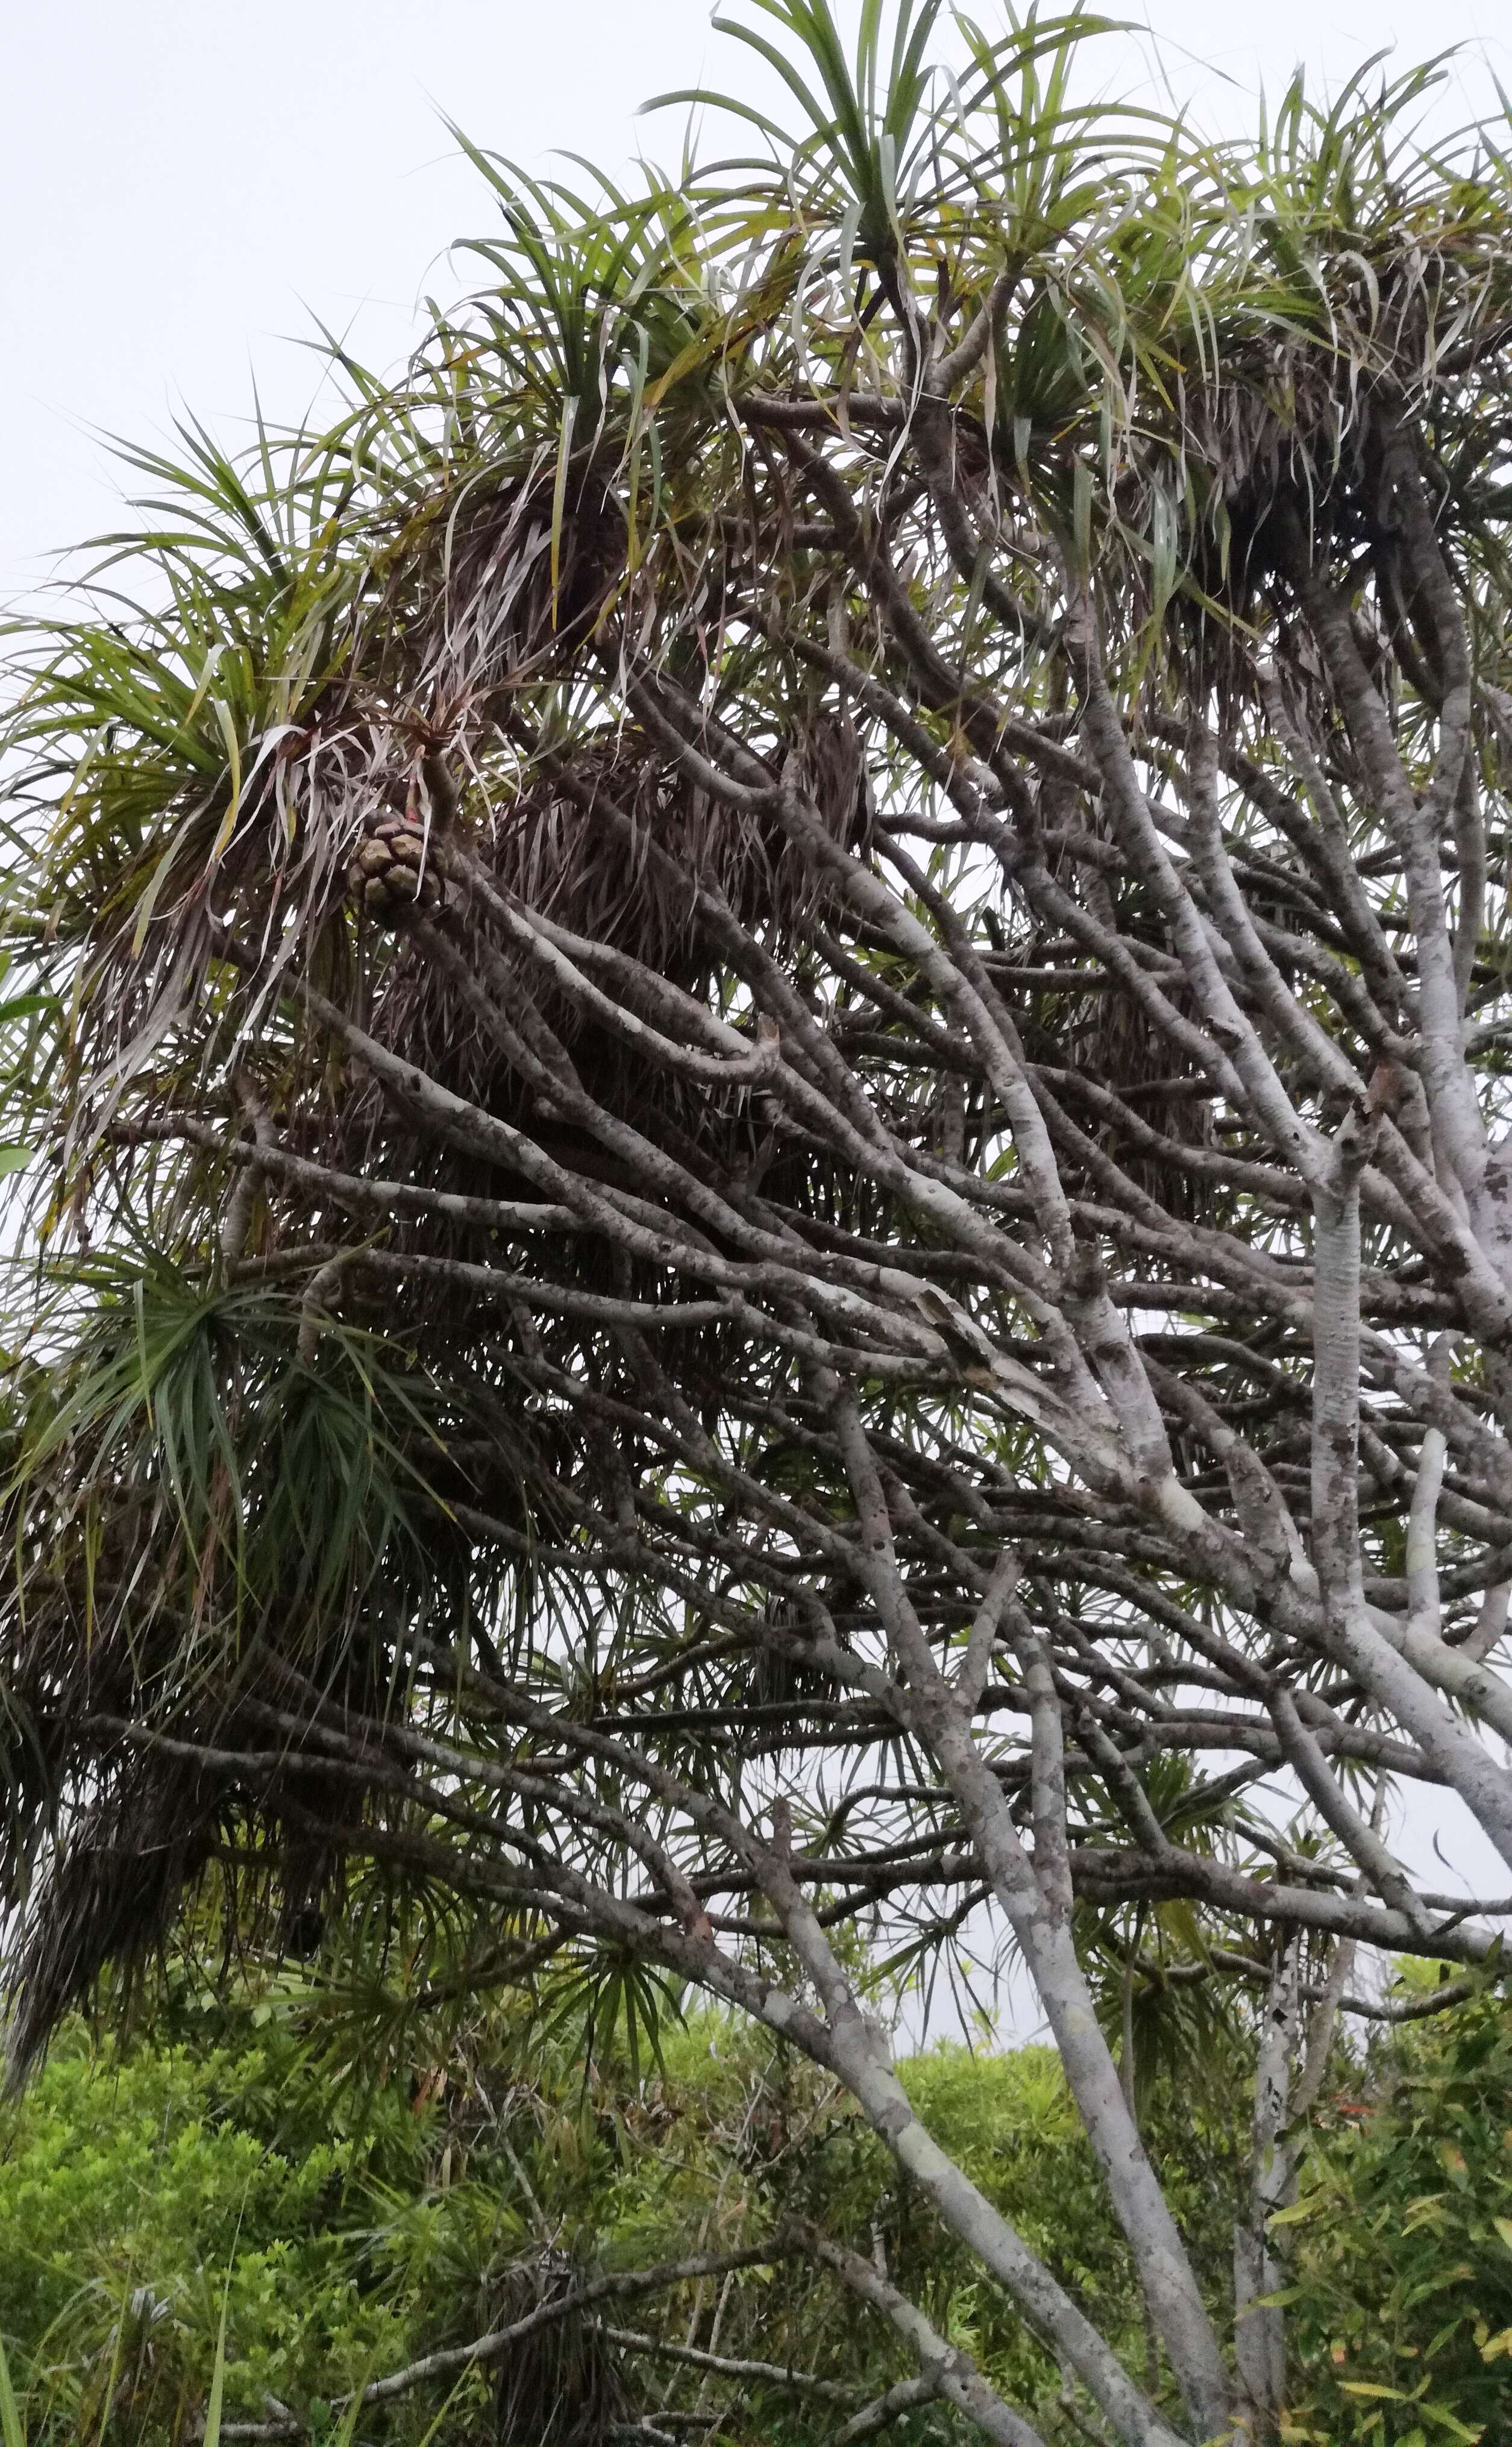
[1,0,1507,603]
[4,1,1508,1993]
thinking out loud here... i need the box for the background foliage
[0,1971,1506,2443]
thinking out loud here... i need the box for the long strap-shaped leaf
[201,2261,233,2447]
[0,2334,25,2447]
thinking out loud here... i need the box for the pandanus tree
[4,5,1512,2439]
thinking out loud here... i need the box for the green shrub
[5,1976,1506,2445]
[0,2015,452,2439]
[1284,1989,1512,2446]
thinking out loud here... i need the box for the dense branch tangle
[6,9,1512,2443]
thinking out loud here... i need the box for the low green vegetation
[1284,1987,1512,2446]
[0,1973,1505,2442]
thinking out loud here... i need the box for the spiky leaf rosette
[5,10,1512,2442]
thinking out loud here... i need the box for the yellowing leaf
[209,699,243,859]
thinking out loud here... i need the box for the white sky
[1,0,1508,604]
[4,0,1508,2025]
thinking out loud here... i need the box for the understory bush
[0,1974,1505,2441]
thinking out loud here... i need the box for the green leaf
[330,2373,372,2447]
[415,2363,482,2446]
[0,2335,24,2447]
[0,1148,30,1179]
[1417,2402,1485,2443]
[201,2273,231,2447]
